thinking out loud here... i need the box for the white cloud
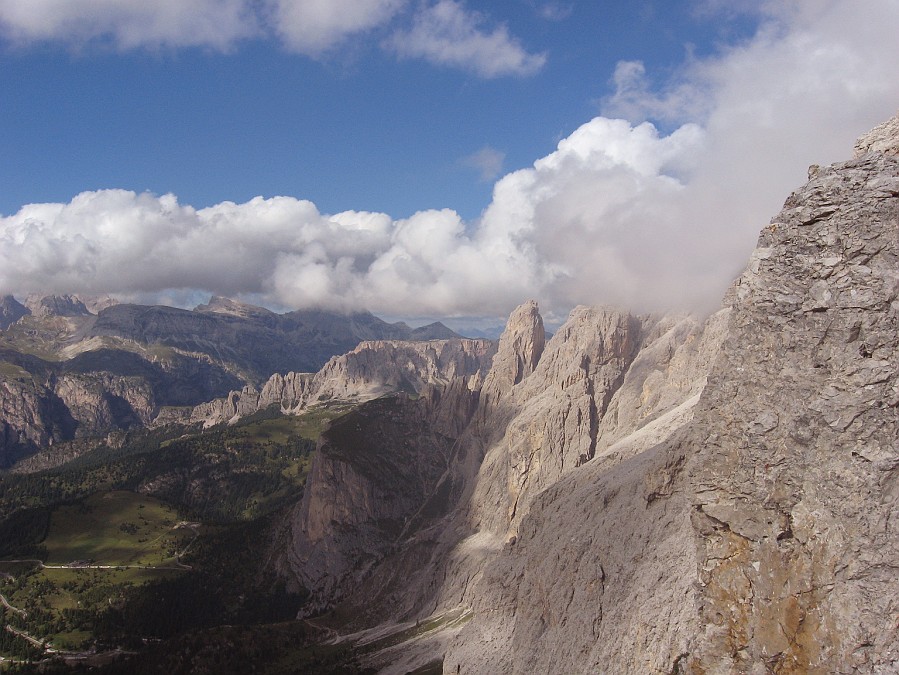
[386,0,547,77]
[265,0,407,55]
[0,0,542,78]
[462,146,506,182]
[0,0,258,50]
[1,0,897,320]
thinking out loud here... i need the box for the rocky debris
[0,295,29,330]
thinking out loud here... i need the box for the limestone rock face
[274,113,899,673]
[479,299,545,400]
[686,124,899,674]
[0,377,68,464]
[0,369,156,466]
[53,372,156,434]
[470,306,643,539]
[0,295,29,330]
[278,297,725,656]
[24,294,92,318]
[188,338,495,427]
[853,110,899,158]
[440,307,724,674]
[445,439,699,675]
[285,395,460,613]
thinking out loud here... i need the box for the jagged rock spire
[483,299,545,395]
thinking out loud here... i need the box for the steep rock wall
[189,338,495,427]
[687,124,899,674]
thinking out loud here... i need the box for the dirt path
[5,623,47,649]
[0,592,26,617]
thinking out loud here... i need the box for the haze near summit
[0,1,897,324]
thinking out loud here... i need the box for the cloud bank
[0,0,545,77]
[2,0,897,321]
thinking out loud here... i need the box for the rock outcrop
[279,300,726,643]
[82,301,464,385]
[685,118,899,674]
[23,293,92,318]
[286,395,462,613]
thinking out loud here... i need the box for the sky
[0,0,897,331]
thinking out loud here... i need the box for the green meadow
[42,491,192,568]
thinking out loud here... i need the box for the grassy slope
[0,407,355,660]
[42,491,189,567]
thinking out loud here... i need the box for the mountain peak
[194,295,274,320]
[23,293,92,318]
[0,295,29,330]
[484,300,546,393]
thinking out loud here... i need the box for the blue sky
[0,2,754,220]
[0,1,897,326]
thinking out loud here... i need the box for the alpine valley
[1,113,898,674]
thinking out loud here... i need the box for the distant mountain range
[0,293,462,465]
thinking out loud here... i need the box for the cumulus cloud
[0,0,258,50]
[2,0,898,320]
[386,0,547,77]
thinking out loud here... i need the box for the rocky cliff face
[0,295,29,330]
[84,301,463,384]
[275,113,899,674]
[279,299,726,643]
[684,116,899,674]
[0,346,245,466]
[188,337,496,427]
